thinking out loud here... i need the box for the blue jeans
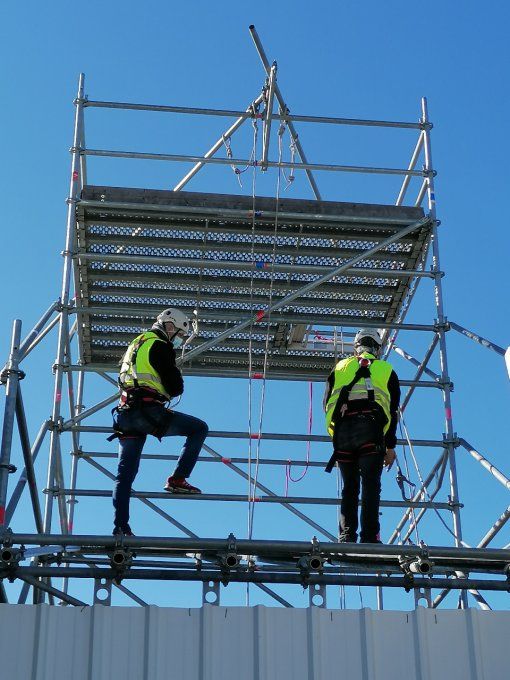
[112,405,208,529]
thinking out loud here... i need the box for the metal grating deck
[75,186,429,380]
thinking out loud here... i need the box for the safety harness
[325,357,381,473]
[108,335,169,442]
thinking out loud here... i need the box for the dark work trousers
[333,412,385,543]
[112,404,208,529]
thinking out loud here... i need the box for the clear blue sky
[0,2,509,609]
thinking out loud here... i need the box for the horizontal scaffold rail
[47,489,455,510]
[83,99,425,129]
[64,427,448,448]
[76,451,428,468]
[7,568,509,592]
[83,149,429,178]
[63,366,442,389]
[7,534,509,562]
[2,535,509,592]
[78,198,426,226]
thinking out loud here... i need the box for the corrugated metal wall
[1,604,509,680]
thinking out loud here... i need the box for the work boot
[164,476,202,494]
[112,524,134,537]
[338,531,357,543]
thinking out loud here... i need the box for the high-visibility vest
[119,331,170,400]
[325,353,393,437]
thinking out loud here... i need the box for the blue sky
[0,2,509,609]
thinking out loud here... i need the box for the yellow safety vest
[325,353,393,437]
[119,331,170,400]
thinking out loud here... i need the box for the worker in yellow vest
[324,329,400,543]
[111,308,208,536]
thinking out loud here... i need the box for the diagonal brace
[180,216,432,366]
[203,443,336,541]
[173,93,265,192]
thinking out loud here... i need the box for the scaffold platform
[76,186,428,380]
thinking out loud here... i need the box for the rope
[247,121,284,540]
[284,382,313,494]
[245,116,260,607]
[399,410,460,542]
[246,117,260,551]
[279,123,296,191]
[397,420,421,545]
[222,127,257,189]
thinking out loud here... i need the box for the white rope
[280,124,296,191]
[247,123,285,540]
[397,420,421,545]
[245,117,260,607]
[399,409,460,542]
[222,132,256,188]
[246,117,259,580]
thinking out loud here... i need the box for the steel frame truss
[1,26,509,610]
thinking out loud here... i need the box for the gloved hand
[384,448,396,470]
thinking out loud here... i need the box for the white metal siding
[1,604,509,680]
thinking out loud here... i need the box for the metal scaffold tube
[203,443,336,541]
[179,216,431,366]
[13,388,43,533]
[84,99,423,129]
[460,439,510,491]
[48,488,454,510]
[6,568,509,592]
[396,132,424,206]
[83,148,427,177]
[5,533,510,561]
[261,61,277,171]
[78,197,428,226]
[0,320,22,529]
[16,301,59,362]
[249,24,322,200]
[421,97,468,608]
[43,74,85,537]
[173,92,265,192]
[5,420,49,526]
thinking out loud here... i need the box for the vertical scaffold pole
[43,74,85,535]
[0,320,22,529]
[421,97,468,608]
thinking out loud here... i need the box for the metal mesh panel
[76,186,430,377]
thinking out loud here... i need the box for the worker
[324,328,400,543]
[111,308,208,536]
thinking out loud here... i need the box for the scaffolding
[1,26,509,610]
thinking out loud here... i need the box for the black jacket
[147,328,184,399]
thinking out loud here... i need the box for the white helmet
[354,328,383,355]
[155,308,190,337]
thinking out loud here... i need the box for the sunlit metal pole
[422,97,468,608]
[43,74,85,534]
[0,320,22,529]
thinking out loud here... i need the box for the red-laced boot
[164,476,202,494]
